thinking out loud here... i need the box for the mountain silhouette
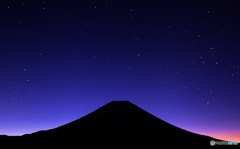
[1,100,224,147]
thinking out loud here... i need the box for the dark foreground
[0,101,226,147]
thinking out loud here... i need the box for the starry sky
[1,0,240,142]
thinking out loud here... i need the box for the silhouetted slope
[1,101,225,147]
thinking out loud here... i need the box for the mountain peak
[57,100,155,128]
[1,100,224,147]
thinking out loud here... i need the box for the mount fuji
[0,100,223,147]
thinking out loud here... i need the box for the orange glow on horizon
[208,130,240,143]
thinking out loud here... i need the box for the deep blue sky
[1,0,240,141]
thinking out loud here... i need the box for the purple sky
[1,0,240,142]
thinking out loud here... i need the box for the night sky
[1,0,240,142]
